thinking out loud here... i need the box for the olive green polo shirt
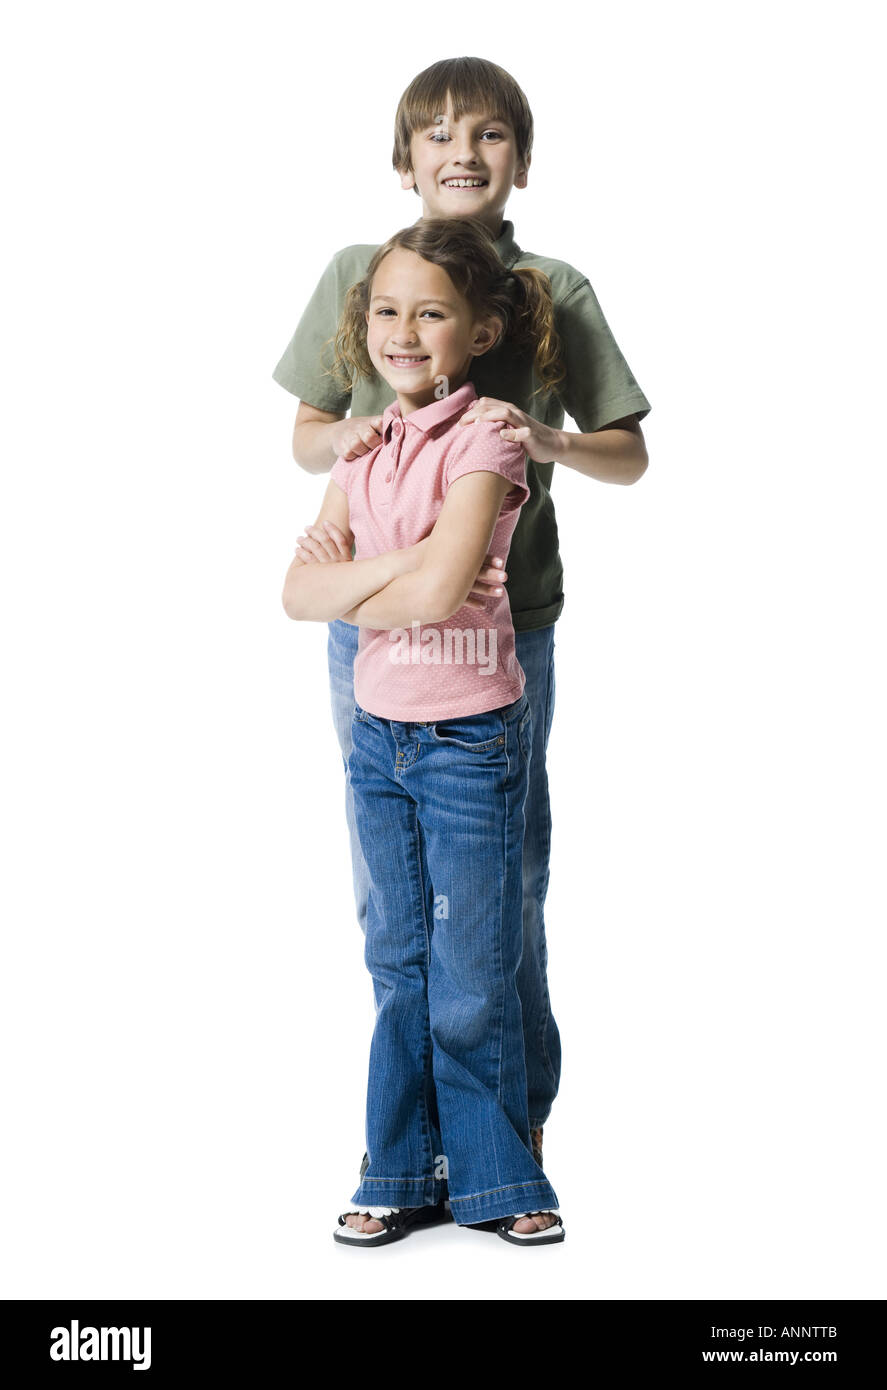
[272,220,651,632]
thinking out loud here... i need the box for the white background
[2,0,884,1301]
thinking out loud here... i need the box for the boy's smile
[365,247,498,413]
[401,99,529,234]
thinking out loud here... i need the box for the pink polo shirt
[330,380,530,721]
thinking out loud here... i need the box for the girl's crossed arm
[281,471,514,629]
[339,470,514,630]
[281,478,423,621]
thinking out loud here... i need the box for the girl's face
[365,247,499,410]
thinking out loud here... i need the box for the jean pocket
[431,710,506,753]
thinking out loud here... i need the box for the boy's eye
[428,129,504,142]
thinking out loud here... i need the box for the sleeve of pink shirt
[329,455,350,496]
[443,419,530,514]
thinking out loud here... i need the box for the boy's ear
[514,154,530,190]
[399,167,417,192]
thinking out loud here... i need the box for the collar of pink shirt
[380,379,477,444]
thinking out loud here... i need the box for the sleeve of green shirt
[271,251,352,413]
[554,277,652,435]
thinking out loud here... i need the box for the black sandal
[333,1202,450,1247]
[496,1211,565,1246]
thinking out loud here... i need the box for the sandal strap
[502,1210,563,1231]
[338,1205,399,1227]
[340,1205,399,1217]
[337,1204,436,1231]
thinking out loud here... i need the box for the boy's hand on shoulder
[294,519,353,565]
[459,396,564,465]
[330,414,385,462]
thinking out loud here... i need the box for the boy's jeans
[347,691,558,1223]
[327,618,562,1129]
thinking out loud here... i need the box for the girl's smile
[386,353,431,368]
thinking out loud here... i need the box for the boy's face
[401,99,528,233]
[365,247,499,411]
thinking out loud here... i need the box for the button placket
[386,420,404,485]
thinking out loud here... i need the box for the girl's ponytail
[507,267,566,396]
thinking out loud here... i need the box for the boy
[272,56,651,1238]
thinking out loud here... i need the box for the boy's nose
[451,135,482,164]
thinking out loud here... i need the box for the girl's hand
[330,414,385,462]
[294,519,352,565]
[459,396,564,464]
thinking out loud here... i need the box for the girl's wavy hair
[326,218,565,398]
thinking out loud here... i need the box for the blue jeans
[328,618,562,1128]
[347,691,558,1224]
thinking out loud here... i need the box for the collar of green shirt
[494,219,521,269]
[409,215,522,271]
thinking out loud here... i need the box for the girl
[281,218,566,1246]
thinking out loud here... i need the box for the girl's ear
[470,316,504,358]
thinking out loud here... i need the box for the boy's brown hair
[327,217,564,397]
[393,57,533,193]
